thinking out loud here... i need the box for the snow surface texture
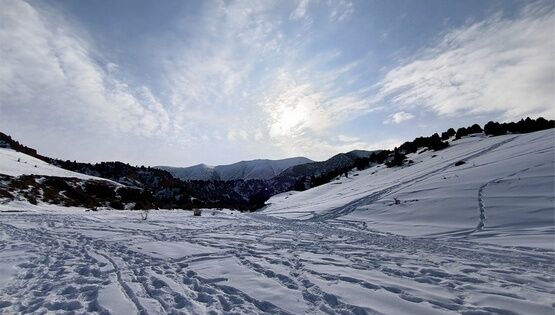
[0,130,553,314]
[157,157,313,181]
[0,208,553,314]
[0,148,111,182]
[264,130,555,249]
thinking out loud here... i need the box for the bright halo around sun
[265,81,331,140]
[271,102,310,137]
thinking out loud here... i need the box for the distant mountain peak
[156,156,313,181]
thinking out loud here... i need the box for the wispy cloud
[163,0,373,159]
[4,0,547,166]
[376,3,554,120]
[0,0,371,163]
[329,0,354,22]
[257,59,382,158]
[162,1,288,145]
[384,111,415,124]
[291,0,354,23]
[290,0,310,20]
[0,0,169,137]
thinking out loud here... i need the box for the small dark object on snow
[193,209,202,216]
[140,209,149,220]
[454,160,466,166]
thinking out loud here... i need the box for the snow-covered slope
[216,157,313,180]
[0,130,553,315]
[0,148,109,181]
[158,164,218,181]
[274,150,378,185]
[158,157,312,181]
[263,130,555,249]
[1,207,553,314]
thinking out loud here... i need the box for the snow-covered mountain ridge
[156,157,313,181]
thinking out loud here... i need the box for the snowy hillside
[275,150,379,185]
[217,157,313,181]
[263,130,555,249]
[158,163,218,181]
[0,148,110,181]
[0,130,553,315]
[158,157,312,181]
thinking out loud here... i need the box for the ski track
[475,161,549,233]
[0,210,553,315]
[309,136,518,222]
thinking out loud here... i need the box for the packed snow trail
[0,210,553,315]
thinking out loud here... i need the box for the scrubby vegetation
[0,174,152,210]
[1,116,553,211]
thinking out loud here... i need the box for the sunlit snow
[0,130,553,314]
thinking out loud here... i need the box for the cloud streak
[0,0,169,137]
[377,3,554,120]
[2,0,551,166]
[162,0,375,159]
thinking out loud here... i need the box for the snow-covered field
[0,208,553,314]
[0,130,553,314]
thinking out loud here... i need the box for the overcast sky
[1,0,553,166]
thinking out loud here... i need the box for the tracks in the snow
[474,161,549,233]
[307,137,520,223]
[0,211,553,315]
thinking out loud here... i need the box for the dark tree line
[484,117,554,136]
[349,116,553,172]
[454,124,483,139]
[354,150,391,170]
[441,128,456,140]
[398,133,449,154]
[450,117,553,139]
